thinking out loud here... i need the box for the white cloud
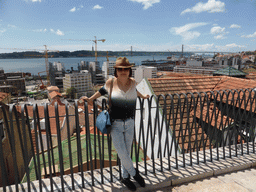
[93,5,103,9]
[214,34,226,39]
[241,31,256,38]
[225,43,245,48]
[181,0,225,15]
[210,26,225,34]
[56,30,64,36]
[69,7,76,12]
[50,29,64,36]
[7,24,17,28]
[33,28,47,33]
[230,24,241,29]
[186,43,215,51]
[171,22,208,41]
[0,29,6,34]
[215,43,246,51]
[24,0,42,2]
[70,5,84,12]
[129,0,160,10]
[186,43,245,52]
[210,26,228,39]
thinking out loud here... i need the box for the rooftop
[146,76,256,152]
[148,76,256,96]
[213,66,247,77]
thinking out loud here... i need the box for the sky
[0,0,255,53]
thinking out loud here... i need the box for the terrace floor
[156,167,256,192]
[3,143,256,191]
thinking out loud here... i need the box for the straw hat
[114,57,133,68]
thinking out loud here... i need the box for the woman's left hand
[143,94,150,99]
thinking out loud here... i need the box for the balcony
[0,88,256,191]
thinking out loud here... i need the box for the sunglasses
[116,68,130,71]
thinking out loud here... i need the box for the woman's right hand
[79,96,93,105]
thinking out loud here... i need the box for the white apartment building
[131,65,136,79]
[53,62,64,71]
[102,60,116,80]
[186,60,203,67]
[63,71,93,98]
[134,66,157,83]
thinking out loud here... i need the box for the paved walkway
[154,167,256,192]
[3,143,256,191]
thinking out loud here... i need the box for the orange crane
[62,36,105,62]
[0,46,58,86]
[38,71,47,90]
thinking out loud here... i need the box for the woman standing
[81,57,149,191]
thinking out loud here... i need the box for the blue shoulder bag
[96,78,113,134]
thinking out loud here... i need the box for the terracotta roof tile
[49,91,62,99]
[246,72,256,80]
[50,98,65,106]
[47,86,59,91]
[148,76,256,96]
[0,92,8,102]
[147,76,256,152]
[16,105,74,134]
[160,72,198,78]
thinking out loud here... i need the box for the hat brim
[114,65,133,68]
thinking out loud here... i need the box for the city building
[102,60,115,80]
[0,70,26,95]
[216,55,242,69]
[88,61,102,84]
[0,68,4,79]
[173,66,219,76]
[186,59,204,67]
[79,61,89,71]
[49,62,65,91]
[134,65,157,83]
[131,65,136,78]
[0,85,15,95]
[63,71,93,98]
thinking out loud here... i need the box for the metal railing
[0,88,256,191]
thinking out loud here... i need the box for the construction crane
[0,46,58,86]
[38,71,47,90]
[167,49,173,59]
[106,51,109,62]
[44,45,50,86]
[62,36,106,62]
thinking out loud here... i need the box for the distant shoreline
[0,50,191,59]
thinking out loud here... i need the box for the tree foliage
[66,87,77,99]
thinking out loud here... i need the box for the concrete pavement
[154,167,256,192]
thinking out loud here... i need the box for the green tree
[66,87,77,99]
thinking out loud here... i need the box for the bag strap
[108,78,114,108]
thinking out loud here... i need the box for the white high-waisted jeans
[111,118,136,179]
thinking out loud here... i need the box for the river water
[0,55,170,75]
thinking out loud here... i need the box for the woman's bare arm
[137,90,150,99]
